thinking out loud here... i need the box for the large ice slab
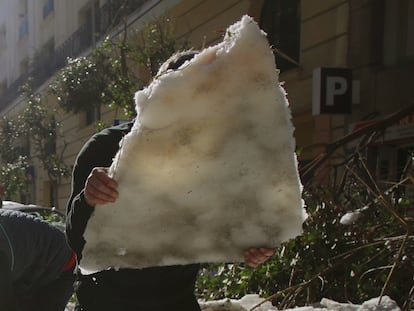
[80,15,304,273]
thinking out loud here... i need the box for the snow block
[80,15,304,273]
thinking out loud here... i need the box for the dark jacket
[66,121,200,310]
[0,209,73,307]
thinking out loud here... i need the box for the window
[19,0,29,39]
[260,0,301,72]
[41,39,55,61]
[45,122,56,155]
[19,17,28,39]
[76,0,100,52]
[43,0,54,19]
[0,80,6,96]
[85,105,100,126]
[0,24,6,50]
[16,139,30,157]
[20,58,29,76]
[383,0,414,65]
[44,180,58,207]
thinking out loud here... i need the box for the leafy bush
[0,116,29,200]
[50,17,186,118]
[50,55,107,113]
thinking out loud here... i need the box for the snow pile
[199,294,277,311]
[80,15,304,273]
[65,295,401,311]
[318,296,400,311]
[199,295,401,311]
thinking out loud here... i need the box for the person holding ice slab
[66,15,303,311]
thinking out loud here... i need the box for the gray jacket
[0,209,73,304]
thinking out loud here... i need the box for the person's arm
[65,139,98,258]
[0,252,16,310]
[67,166,119,259]
[66,123,132,258]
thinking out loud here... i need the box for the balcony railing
[0,0,150,112]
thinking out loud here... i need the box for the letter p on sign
[312,67,352,115]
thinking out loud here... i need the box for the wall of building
[2,0,348,209]
[283,0,349,159]
[1,0,412,209]
[345,0,414,188]
[347,0,414,120]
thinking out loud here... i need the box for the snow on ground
[65,294,401,311]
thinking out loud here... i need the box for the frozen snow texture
[198,295,400,311]
[320,296,400,311]
[80,15,304,273]
[340,211,362,225]
[199,294,277,311]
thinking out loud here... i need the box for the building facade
[0,0,413,210]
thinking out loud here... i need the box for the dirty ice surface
[80,15,304,273]
[65,295,401,311]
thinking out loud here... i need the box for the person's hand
[244,247,275,268]
[84,167,118,206]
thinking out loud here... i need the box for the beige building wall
[7,0,412,209]
[282,1,349,159]
[3,0,346,209]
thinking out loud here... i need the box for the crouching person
[0,209,76,311]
